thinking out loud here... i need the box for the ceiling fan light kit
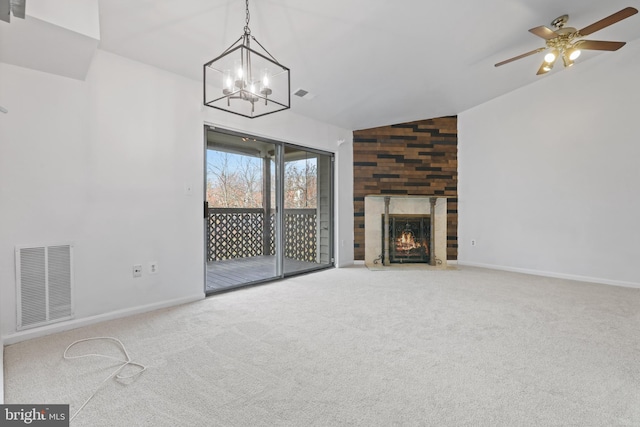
[567,47,581,61]
[203,0,290,119]
[544,50,558,63]
[495,6,638,75]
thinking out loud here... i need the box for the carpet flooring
[4,265,640,426]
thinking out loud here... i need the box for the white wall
[0,49,353,343]
[458,41,640,287]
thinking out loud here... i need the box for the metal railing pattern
[208,208,317,263]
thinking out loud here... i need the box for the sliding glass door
[205,127,333,294]
[283,147,333,274]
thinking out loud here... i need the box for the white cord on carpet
[63,337,147,422]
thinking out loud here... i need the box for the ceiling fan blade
[579,7,638,36]
[529,26,560,40]
[575,40,626,51]
[495,47,546,67]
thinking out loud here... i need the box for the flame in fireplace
[397,230,420,253]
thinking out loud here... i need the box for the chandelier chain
[244,0,251,35]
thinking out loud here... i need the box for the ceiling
[97,0,640,130]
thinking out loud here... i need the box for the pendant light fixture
[1,0,26,23]
[203,0,290,119]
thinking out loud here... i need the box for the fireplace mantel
[364,196,448,269]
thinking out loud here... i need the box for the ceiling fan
[495,7,638,75]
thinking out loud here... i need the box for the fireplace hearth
[383,215,430,263]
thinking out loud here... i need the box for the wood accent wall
[353,116,458,260]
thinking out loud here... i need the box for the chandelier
[203,0,290,118]
[0,0,26,23]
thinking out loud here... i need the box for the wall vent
[16,244,74,330]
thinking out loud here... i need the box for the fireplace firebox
[382,215,430,263]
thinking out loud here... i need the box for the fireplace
[364,195,448,269]
[382,215,430,263]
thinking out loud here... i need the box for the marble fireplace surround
[364,196,448,269]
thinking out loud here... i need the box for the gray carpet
[4,265,640,426]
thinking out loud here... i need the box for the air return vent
[293,88,316,100]
[16,244,74,330]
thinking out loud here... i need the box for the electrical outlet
[149,262,158,274]
[471,239,476,247]
[133,264,142,278]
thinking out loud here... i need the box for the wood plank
[206,256,326,292]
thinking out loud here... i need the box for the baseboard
[2,293,205,346]
[457,261,640,289]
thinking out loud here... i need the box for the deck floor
[206,256,325,292]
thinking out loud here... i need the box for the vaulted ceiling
[18,1,640,130]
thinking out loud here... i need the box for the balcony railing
[207,208,318,263]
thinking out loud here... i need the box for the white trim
[2,293,204,345]
[1,335,4,404]
[203,121,338,155]
[457,261,640,289]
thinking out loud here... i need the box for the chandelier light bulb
[234,60,243,80]
[222,70,233,94]
[260,68,272,98]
